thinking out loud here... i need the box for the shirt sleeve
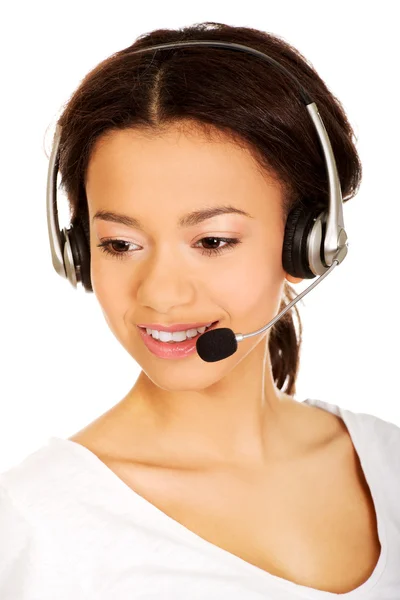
[0,482,33,599]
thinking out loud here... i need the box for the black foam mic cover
[196,327,238,362]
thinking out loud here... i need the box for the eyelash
[96,237,241,260]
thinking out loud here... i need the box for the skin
[84,120,322,467]
[73,121,381,592]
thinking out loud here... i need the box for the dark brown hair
[55,21,362,396]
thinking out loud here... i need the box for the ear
[285,273,304,284]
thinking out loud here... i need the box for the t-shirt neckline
[48,397,388,598]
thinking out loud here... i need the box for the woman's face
[85,123,301,391]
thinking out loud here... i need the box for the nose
[135,244,196,313]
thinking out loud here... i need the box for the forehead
[85,123,283,221]
[87,121,275,184]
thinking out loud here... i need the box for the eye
[96,236,242,260]
[194,237,241,257]
[96,240,137,261]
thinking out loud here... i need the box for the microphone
[196,259,340,362]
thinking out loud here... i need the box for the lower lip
[137,322,219,360]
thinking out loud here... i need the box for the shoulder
[0,481,32,584]
[0,438,92,524]
[334,400,400,452]
[0,480,30,530]
[0,440,91,596]
[304,397,400,473]
[1,440,62,501]
[342,403,400,473]
[304,397,400,438]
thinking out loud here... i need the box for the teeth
[145,322,213,343]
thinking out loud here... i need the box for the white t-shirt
[0,398,399,599]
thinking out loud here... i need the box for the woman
[1,21,399,599]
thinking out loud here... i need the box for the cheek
[91,247,132,294]
[207,238,284,322]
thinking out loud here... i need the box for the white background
[1,1,399,471]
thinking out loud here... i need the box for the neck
[120,340,307,469]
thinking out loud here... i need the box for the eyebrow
[92,205,254,229]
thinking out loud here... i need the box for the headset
[46,40,349,362]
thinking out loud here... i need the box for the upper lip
[137,321,217,332]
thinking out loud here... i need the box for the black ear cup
[282,203,325,280]
[68,219,93,292]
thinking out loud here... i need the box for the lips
[137,321,220,360]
